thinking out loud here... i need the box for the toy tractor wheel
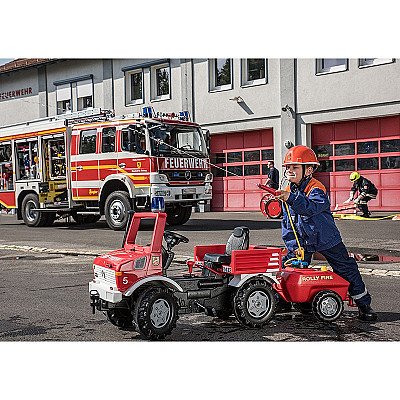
[312,290,344,322]
[166,205,192,226]
[106,307,134,328]
[233,279,276,328]
[134,287,178,340]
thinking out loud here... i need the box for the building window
[125,69,144,105]
[209,59,232,91]
[334,143,355,156]
[316,59,348,74]
[357,157,379,170]
[381,139,400,153]
[56,84,72,115]
[359,58,395,68]
[151,63,170,101]
[76,79,93,111]
[241,59,267,86]
[55,77,93,115]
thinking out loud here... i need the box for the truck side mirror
[202,129,210,153]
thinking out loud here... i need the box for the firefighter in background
[344,171,378,218]
[275,145,377,321]
[264,160,279,190]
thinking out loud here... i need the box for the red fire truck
[0,108,212,230]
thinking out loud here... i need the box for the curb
[1,244,399,278]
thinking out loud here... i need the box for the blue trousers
[283,241,371,306]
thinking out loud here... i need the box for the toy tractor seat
[203,226,250,266]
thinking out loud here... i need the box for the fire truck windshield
[148,123,207,158]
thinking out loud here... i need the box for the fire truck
[0,107,212,230]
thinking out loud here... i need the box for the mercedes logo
[185,171,191,180]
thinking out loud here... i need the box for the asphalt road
[0,211,399,341]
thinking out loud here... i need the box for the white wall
[0,69,40,126]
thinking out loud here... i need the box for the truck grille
[161,170,206,183]
[93,265,116,285]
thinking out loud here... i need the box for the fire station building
[1,58,399,212]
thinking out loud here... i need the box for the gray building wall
[0,68,40,124]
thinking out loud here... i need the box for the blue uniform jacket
[282,176,342,253]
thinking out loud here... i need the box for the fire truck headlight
[158,174,168,182]
[205,173,213,183]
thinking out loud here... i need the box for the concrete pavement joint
[1,244,400,278]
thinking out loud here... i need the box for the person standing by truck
[344,172,378,218]
[275,145,377,321]
[264,160,279,189]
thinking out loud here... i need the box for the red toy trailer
[89,211,355,340]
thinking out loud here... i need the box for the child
[275,145,377,321]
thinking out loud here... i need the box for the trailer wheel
[166,205,192,226]
[134,287,178,340]
[21,193,50,227]
[312,290,344,322]
[106,308,134,328]
[104,191,131,231]
[233,279,276,328]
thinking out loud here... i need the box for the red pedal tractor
[89,211,282,339]
[89,211,356,340]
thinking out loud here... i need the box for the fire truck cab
[0,108,212,230]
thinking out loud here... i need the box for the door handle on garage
[118,163,126,168]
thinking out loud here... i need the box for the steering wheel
[163,230,189,248]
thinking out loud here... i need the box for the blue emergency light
[142,106,154,118]
[179,111,190,121]
[151,196,165,213]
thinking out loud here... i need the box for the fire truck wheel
[134,287,178,340]
[104,191,132,231]
[21,193,51,227]
[312,290,344,322]
[106,308,134,329]
[233,279,276,328]
[166,205,192,226]
[72,213,101,225]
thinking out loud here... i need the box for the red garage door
[312,115,400,211]
[210,129,274,211]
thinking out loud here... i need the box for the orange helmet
[283,145,320,166]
